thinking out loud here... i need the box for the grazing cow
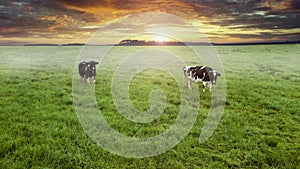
[78,61,99,83]
[183,66,221,92]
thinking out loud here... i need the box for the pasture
[0,45,299,168]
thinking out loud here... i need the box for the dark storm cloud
[226,32,300,41]
[55,0,143,10]
[184,0,300,28]
[291,0,300,10]
[0,0,98,38]
[180,0,300,41]
[182,0,263,16]
[55,0,110,7]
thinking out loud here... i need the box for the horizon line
[0,40,299,46]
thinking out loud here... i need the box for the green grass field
[0,45,299,168]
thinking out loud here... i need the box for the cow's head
[209,70,221,84]
[88,61,99,71]
[89,61,99,67]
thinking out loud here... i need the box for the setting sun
[154,35,168,42]
[127,33,174,43]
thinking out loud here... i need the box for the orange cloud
[38,15,80,32]
[60,0,197,21]
[1,28,20,34]
[264,0,296,11]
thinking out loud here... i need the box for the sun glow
[129,33,173,42]
[154,35,168,42]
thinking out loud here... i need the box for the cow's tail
[183,66,186,80]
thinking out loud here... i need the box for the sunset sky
[0,0,299,45]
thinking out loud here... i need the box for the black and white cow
[183,66,221,92]
[78,61,99,83]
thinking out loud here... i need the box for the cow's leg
[187,79,192,90]
[85,71,90,83]
[85,73,89,83]
[202,81,206,92]
[81,75,86,81]
[92,74,96,83]
[208,82,212,92]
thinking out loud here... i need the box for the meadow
[0,45,299,168]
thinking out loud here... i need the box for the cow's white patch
[212,72,217,83]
